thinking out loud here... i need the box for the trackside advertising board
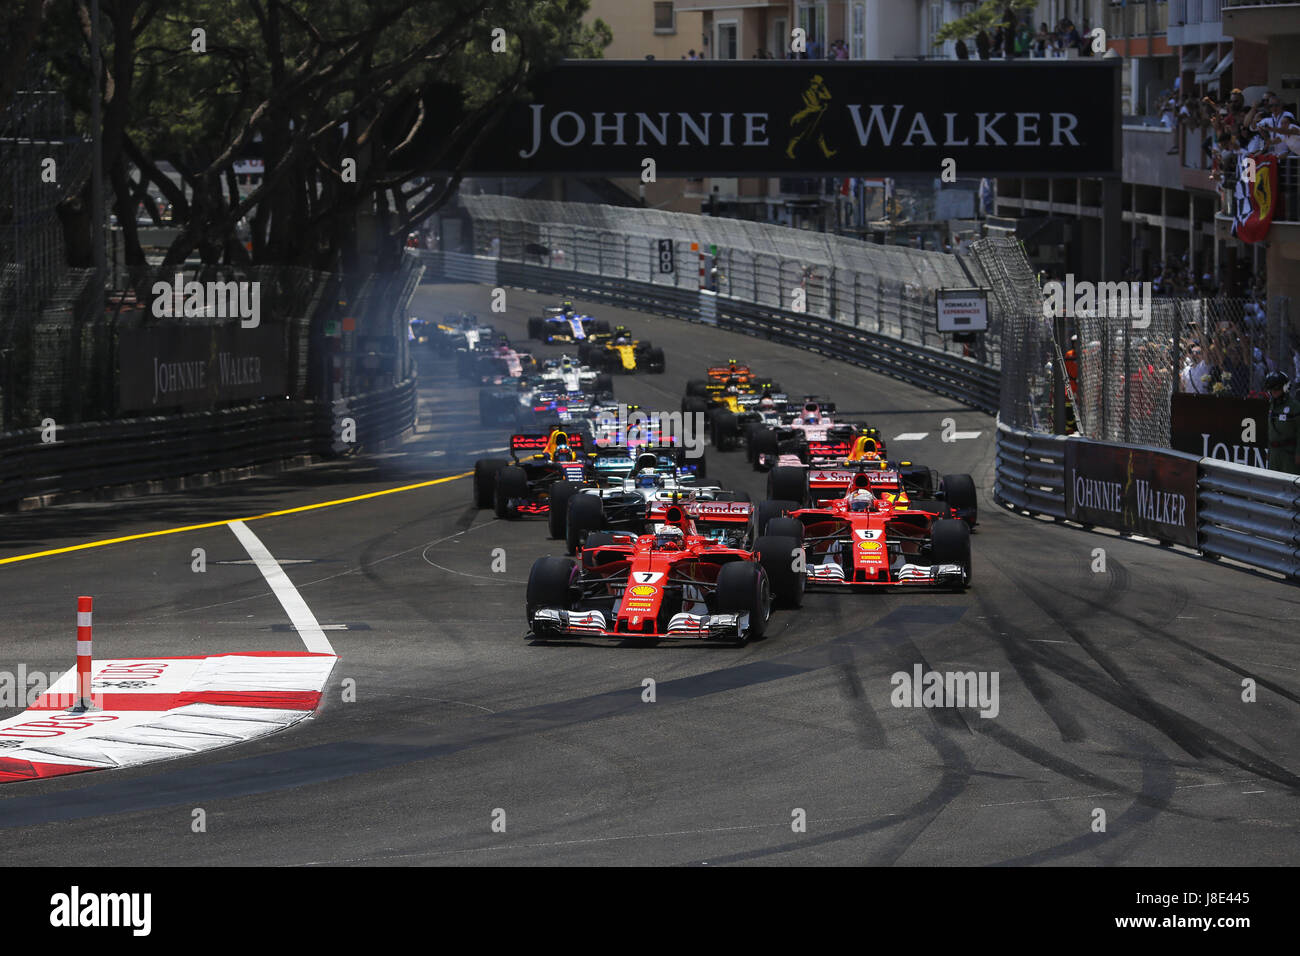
[1170,394,1270,470]
[119,324,287,412]
[1064,440,1199,547]
[418,61,1120,178]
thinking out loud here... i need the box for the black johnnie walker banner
[421,60,1120,178]
[1171,393,1270,470]
[118,324,287,413]
[1064,440,1199,547]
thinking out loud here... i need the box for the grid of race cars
[420,303,979,646]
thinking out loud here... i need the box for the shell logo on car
[629,585,658,597]
[858,541,882,552]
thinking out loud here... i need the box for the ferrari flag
[1232,153,1278,244]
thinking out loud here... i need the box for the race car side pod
[71,595,95,712]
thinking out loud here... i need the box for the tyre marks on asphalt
[0,604,969,828]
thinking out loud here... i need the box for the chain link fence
[456,194,1040,372]
[999,289,1294,448]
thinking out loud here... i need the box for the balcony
[1213,155,1300,235]
[1223,0,1300,37]
[1168,0,1229,44]
[1105,1,1170,39]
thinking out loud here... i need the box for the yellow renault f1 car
[578,326,665,374]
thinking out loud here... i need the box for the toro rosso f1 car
[526,503,803,644]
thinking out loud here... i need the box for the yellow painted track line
[0,471,473,566]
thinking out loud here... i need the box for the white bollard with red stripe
[72,595,94,712]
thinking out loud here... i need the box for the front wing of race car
[806,557,967,587]
[528,607,751,640]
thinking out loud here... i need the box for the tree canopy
[40,0,610,272]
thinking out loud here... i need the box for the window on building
[716,20,739,60]
[773,16,788,56]
[797,2,827,58]
[930,2,944,55]
[653,1,674,33]
[850,3,866,59]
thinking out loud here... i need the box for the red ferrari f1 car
[525,503,803,643]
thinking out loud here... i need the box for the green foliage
[934,0,1037,45]
[40,0,610,269]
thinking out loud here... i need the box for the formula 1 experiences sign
[419,61,1119,178]
[118,324,287,412]
[1064,440,1199,547]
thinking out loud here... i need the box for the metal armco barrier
[996,418,1300,581]
[1197,460,1300,578]
[0,379,416,509]
[436,254,1000,413]
[994,420,1068,520]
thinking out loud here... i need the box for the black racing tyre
[527,317,546,340]
[593,320,610,334]
[474,459,508,509]
[594,372,614,398]
[548,481,581,539]
[494,465,529,519]
[649,347,666,373]
[768,466,808,505]
[756,499,799,535]
[566,492,606,555]
[682,395,708,415]
[578,343,593,365]
[686,379,709,397]
[526,556,579,621]
[930,518,972,589]
[765,517,804,542]
[755,534,805,609]
[714,561,769,643]
[457,351,475,379]
[750,426,778,469]
[941,474,978,524]
[710,409,739,450]
[578,531,618,569]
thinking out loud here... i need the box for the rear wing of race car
[648,499,753,524]
[706,364,752,379]
[807,467,902,502]
[510,432,586,457]
[807,438,854,461]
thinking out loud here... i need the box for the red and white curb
[0,520,338,784]
[0,652,337,782]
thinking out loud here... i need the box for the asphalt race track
[0,281,1295,866]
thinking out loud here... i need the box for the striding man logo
[787,74,838,159]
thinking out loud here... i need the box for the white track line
[228,520,335,655]
[892,432,929,441]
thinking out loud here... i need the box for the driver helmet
[636,470,661,489]
[758,391,775,409]
[653,525,685,550]
[849,473,877,511]
[725,377,740,394]
[553,446,574,462]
